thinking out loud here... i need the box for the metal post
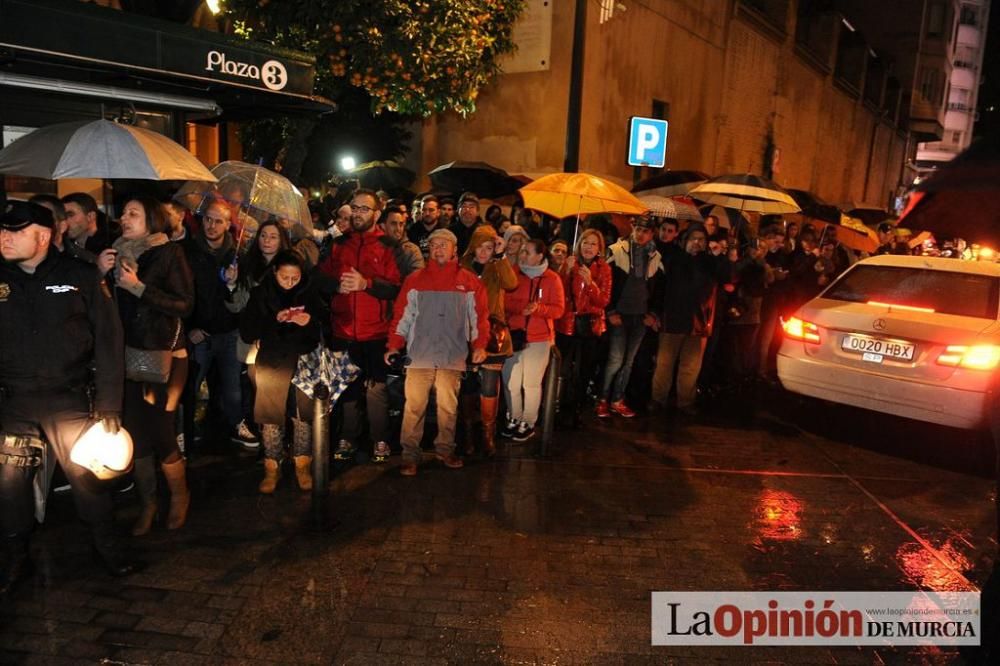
[311,383,331,531]
[539,345,562,457]
[563,0,587,173]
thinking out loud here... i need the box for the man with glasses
[182,199,258,449]
[319,189,402,464]
[448,191,484,256]
[407,194,442,258]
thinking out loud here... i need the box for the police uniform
[0,201,136,595]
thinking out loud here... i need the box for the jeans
[400,368,462,464]
[501,341,552,426]
[651,333,707,408]
[601,315,647,403]
[192,329,243,430]
[336,338,390,445]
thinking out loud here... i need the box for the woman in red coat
[501,239,565,442]
[555,229,612,425]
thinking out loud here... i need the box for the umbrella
[174,160,312,231]
[520,172,648,246]
[636,195,704,222]
[840,201,893,227]
[786,189,841,224]
[899,134,1000,245]
[689,173,800,214]
[428,160,524,199]
[0,119,216,182]
[821,214,880,253]
[631,170,710,196]
[351,160,415,191]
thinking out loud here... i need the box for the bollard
[539,345,562,457]
[311,382,331,531]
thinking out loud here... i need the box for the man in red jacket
[385,229,489,476]
[319,189,402,463]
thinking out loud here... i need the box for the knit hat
[503,224,528,244]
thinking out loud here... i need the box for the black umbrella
[427,161,523,199]
[631,170,710,196]
[351,160,415,191]
[786,189,841,224]
[915,132,1000,193]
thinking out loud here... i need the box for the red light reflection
[753,489,804,543]
[895,539,974,592]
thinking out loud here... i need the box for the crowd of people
[0,184,875,592]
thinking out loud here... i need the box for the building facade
[412,0,957,211]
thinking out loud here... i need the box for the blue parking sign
[627,116,668,168]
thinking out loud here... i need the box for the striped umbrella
[689,173,800,214]
[636,195,703,222]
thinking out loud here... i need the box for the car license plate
[841,334,915,361]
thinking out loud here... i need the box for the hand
[99,412,122,435]
[564,255,576,271]
[522,302,539,316]
[97,249,117,277]
[471,348,487,364]
[288,310,311,327]
[608,313,622,327]
[189,328,209,345]
[339,267,368,293]
[728,247,739,262]
[493,236,506,255]
[384,350,400,366]
[814,261,825,273]
[224,264,238,286]
[643,313,660,331]
[116,263,141,290]
[577,266,592,285]
[774,268,789,281]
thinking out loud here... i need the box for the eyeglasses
[459,202,478,209]
[203,216,228,226]
[350,204,374,214]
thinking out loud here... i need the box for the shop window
[959,4,978,26]
[794,1,837,70]
[926,2,946,37]
[738,0,789,38]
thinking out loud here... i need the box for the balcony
[947,102,972,112]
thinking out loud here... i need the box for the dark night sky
[975,1,999,137]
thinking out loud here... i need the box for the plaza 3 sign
[204,50,288,91]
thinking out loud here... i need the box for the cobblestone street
[1,398,996,664]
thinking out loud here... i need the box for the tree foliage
[224,0,525,117]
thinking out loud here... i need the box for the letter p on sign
[628,117,669,168]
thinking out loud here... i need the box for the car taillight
[782,316,820,344]
[936,345,1000,370]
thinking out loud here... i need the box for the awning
[0,0,335,119]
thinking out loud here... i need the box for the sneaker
[595,400,611,418]
[232,420,260,449]
[511,421,534,442]
[500,416,519,438]
[333,439,356,461]
[610,400,636,418]
[176,432,185,454]
[372,441,391,463]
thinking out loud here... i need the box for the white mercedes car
[777,255,1000,429]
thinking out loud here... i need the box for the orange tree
[224,0,525,182]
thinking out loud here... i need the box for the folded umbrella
[0,119,216,181]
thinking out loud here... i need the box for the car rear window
[823,265,1000,319]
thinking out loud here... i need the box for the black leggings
[124,380,180,462]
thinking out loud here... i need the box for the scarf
[518,258,548,278]
[112,232,169,273]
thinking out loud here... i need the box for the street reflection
[895,538,974,591]
[753,488,804,543]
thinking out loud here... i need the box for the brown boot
[460,392,480,456]
[480,395,499,457]
[259,459,281,494]
[160,458,190,530]
[293,456,313,491]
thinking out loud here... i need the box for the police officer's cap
[0,200,55,231]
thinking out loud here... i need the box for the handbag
[510,327,528,352]
[486,316,509,354]
[573,313,596,338]
[125,319,181,384]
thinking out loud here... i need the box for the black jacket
[115,243,194,351]
[239,273,325,424]
[655,248,733,337]
[0,250,124,413]
[181,234,238,334]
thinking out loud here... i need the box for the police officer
[0,201,140,596]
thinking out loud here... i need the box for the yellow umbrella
[519,172,648,218]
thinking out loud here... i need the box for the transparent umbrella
[174,161,312,240]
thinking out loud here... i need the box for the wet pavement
[1,393,997,664]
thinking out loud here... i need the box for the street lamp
[340,156,357,172]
